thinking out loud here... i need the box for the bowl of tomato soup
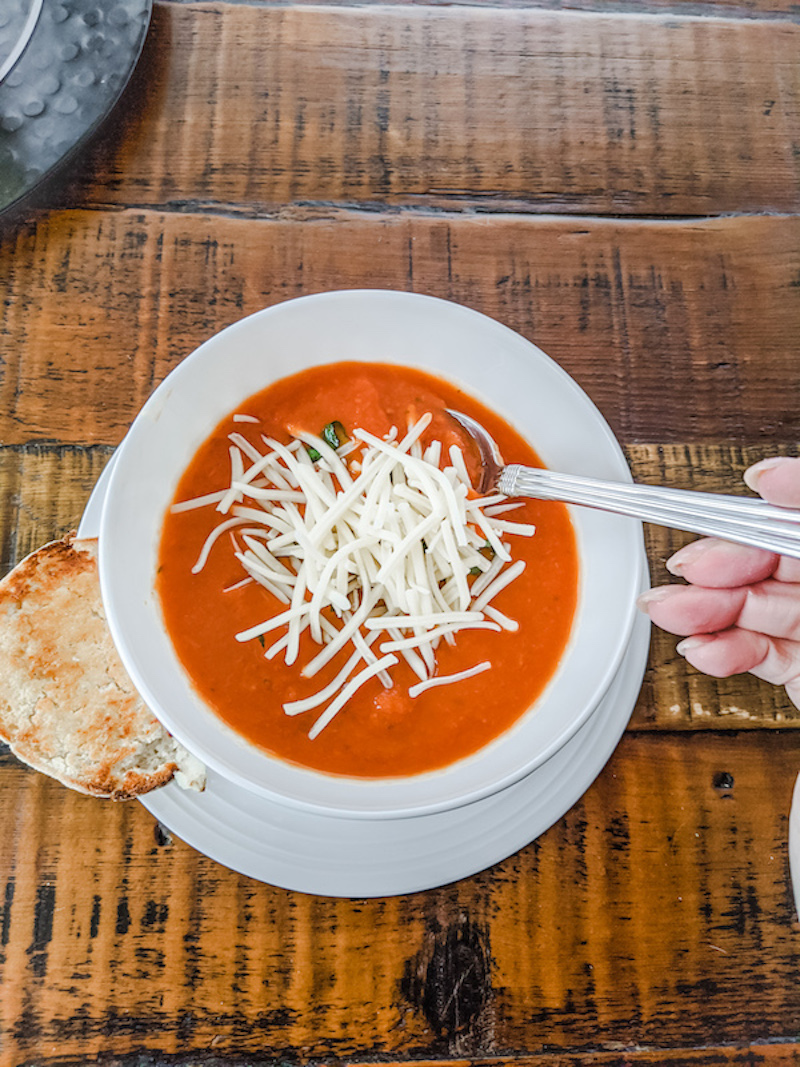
[99,291,645,819]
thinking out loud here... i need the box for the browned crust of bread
[0,535,204,799]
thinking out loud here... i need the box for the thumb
[743,456,800,508]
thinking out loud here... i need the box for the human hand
[637,456,800,710]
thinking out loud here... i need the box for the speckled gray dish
[0,0,152,215]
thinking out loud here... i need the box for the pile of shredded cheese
[172,412,535,739]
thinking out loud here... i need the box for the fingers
[675,629,771,677]
[643,457,800,710]
[773,555,800,583]
[666,537,800,586]
[736,580,800,642]
[666,537,778,588]
[639,580,800,709]
[661,457,800,587]
[639,580,800,642]
[675,630,800,710]
[743,457,800,578]
[638,584,746,636]
[744,456,800,508]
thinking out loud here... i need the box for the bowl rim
[99,289,645,819]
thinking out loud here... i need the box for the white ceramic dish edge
[138,584,652,897]
[98,291,644,820]
[81,457,651,896]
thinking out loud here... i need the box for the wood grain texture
[0,732,797,1063]
[49,2,800,216]
[1,209,798,447]
[172,0,800,15]
[0,446,112,574]
[364,1051,800,1067]
[365,1054,800,1067]
[0,444,797,736]
[1,2,799,1060]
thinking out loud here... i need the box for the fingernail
[666,538,716,576]
[676,635,712,656]
[743,457,789,493]
[636,585,682,610]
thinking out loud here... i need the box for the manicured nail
[666,538,716,576]
[743,456,789,493]
[676,635,712,656]
[636,585,682,610]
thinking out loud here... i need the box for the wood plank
[48,3,800,216]
[0,444,798,742]
[226,0,800,14]
[1,209,798,447]
[362,1052,800,1067]
[0,732,797,1061]
[0,446,112,574]
[491,736,800,1050]
[204,0,800,16]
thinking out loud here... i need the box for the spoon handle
[498,464,800,559]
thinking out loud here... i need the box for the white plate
[98,291,644,819]
[81,460,650,897]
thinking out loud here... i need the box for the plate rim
[98,290,645,819]
[137,581,651,896]
[80,479,649,897]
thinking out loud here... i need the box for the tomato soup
[157,363,578,778]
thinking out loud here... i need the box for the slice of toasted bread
[0,535,205,799]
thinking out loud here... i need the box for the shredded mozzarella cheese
[408,661,492,698]
[174,414,536,737]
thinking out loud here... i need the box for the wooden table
[1,0,799,1062]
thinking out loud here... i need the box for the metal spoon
[446,408,800,559]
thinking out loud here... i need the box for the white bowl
[99,290,644,819]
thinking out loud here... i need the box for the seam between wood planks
[158,0,800,28]
[34,200,800,223]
